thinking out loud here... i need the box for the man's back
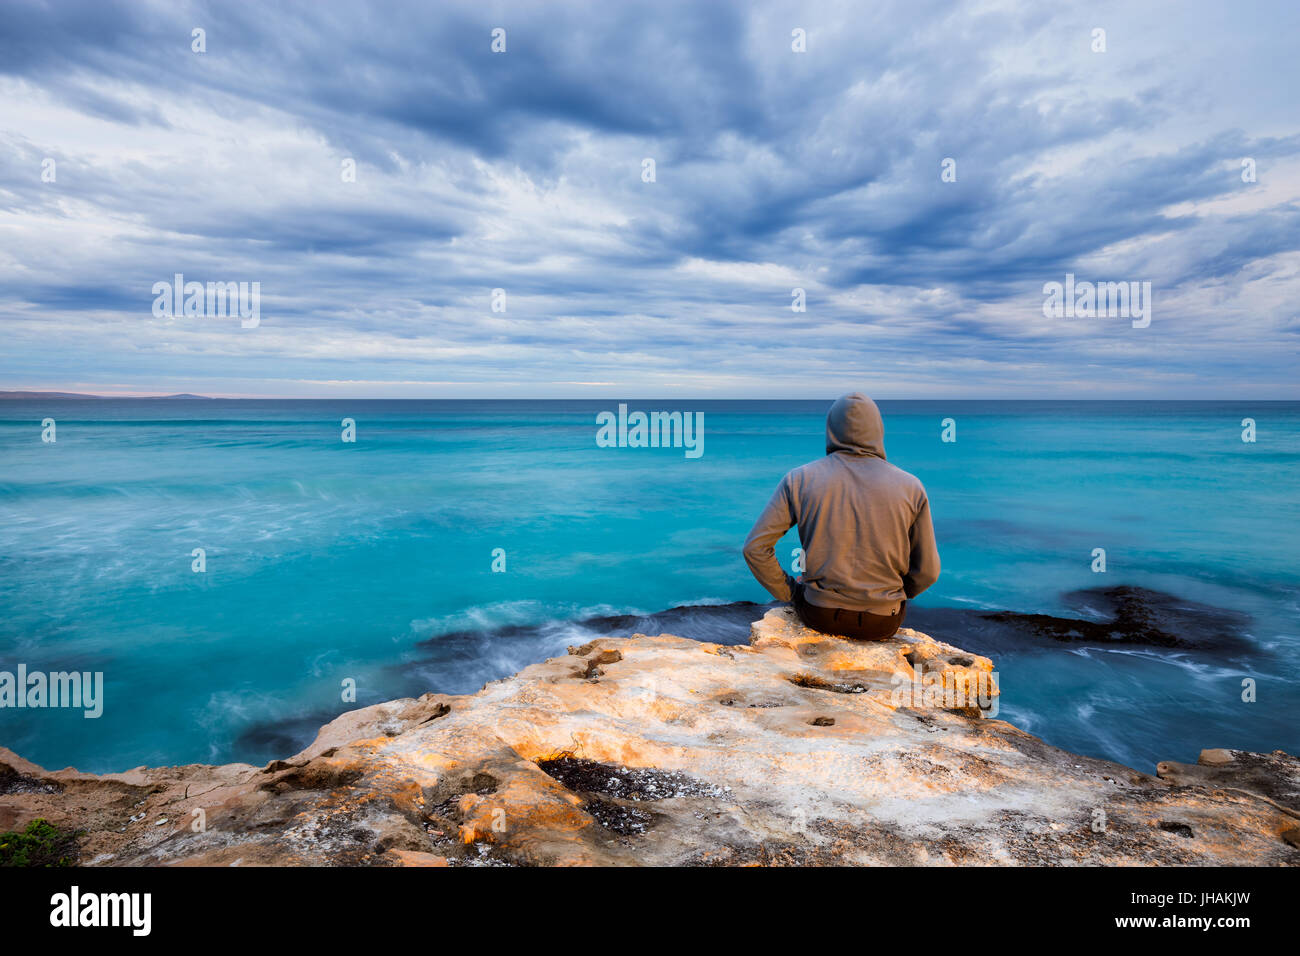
[743,394,940,618]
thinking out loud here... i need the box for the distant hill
[0,390,212,399]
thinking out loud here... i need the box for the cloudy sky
[1,0,1297,398]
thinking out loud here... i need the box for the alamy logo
[595,403,704,459]
[152,273,260,328]
[50,886,151,936]
[1042,273,1151,328]
[0,665,103,718]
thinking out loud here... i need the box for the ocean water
[0,399,1296,775]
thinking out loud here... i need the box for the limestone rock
[1,608,1295,866]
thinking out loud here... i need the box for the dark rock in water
[979,586,1251,652]
[234,713,340,763]
[903,607,1039,658]
[1064,586,1251,643]
[414,600,766,653]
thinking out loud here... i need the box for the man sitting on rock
[743,393,941,640]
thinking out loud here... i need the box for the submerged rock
[0,608,1294,866]
[979,585,1253,652]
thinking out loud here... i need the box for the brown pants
[792,583,906,641]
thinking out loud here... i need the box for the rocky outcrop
[981,586,1254,651]
[2,608,1296,866]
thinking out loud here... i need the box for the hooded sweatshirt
[742,394,940,613]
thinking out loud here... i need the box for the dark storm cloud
[0,0,1298,396]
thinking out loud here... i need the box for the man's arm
[743,477,798,602]
[903,490,941,599]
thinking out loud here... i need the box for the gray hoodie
[742,394,940,613]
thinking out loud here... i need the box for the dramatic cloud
[1,0,1297,396]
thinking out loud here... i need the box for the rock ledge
[2,609,1296,866]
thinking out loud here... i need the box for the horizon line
[3,390,1298,403]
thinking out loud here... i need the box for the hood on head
[825,393,886,459]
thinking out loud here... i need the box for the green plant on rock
[0,817,80,867]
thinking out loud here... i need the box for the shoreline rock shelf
[1,608,1296,866]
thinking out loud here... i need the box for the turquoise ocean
[1,399,1296,774]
